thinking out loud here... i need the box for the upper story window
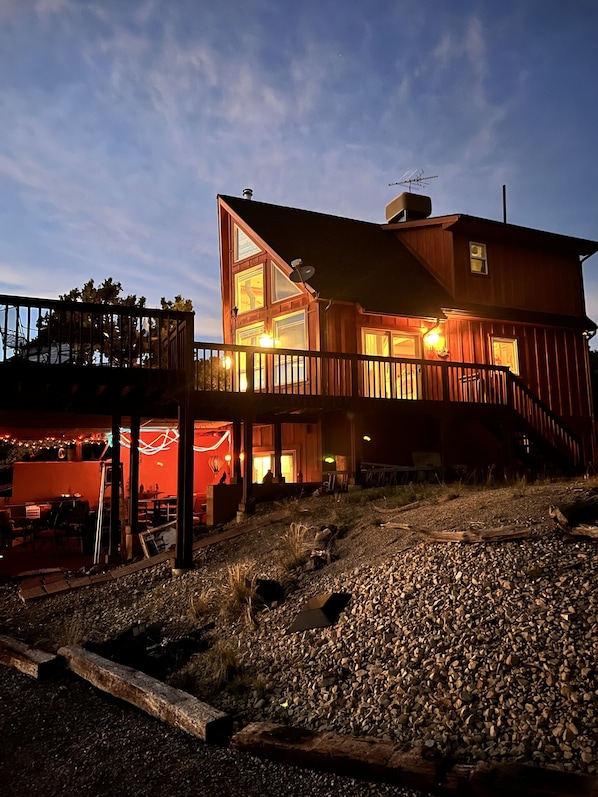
[470,242,488,275]
[234,264,264,314]
[234,224,261,262]
[272,262,301,303]
[273,310,307,350]
[492,336,519,375]
[363,329,420,358]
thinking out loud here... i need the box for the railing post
[441,362,449,401]
[246,349,255,393]
[351,355,359,398]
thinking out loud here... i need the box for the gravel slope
[0,479,596,793]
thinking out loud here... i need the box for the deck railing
[193,343,582,465]
[0,294,193,371]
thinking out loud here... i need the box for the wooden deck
[0,294,583,469]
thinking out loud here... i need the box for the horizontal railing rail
[193,342,582,465]
[0,294,193,371]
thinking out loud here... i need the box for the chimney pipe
[243,188,253,200]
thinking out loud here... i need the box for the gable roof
[220,194,454,319]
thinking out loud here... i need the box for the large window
[491,336,519,375]
[272,262,301,303]
[470,242,488,275]
[234,224,261,262]
[273,311,307,386]
[234,265,264,314]
[362,330,421,399]
[235,323,266,391]
[253,452,296,483]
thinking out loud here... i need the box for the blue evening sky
[1,0,597,341]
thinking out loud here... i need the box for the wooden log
[371,499,425,514]
[231,723,598,796]
[0,634,59,679]
[59,644,232,744]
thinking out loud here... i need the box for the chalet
[218,190,598,482]
[1,189,596,573]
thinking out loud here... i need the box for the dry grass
[168,637,242,695]
[278,522,309,571]
[220,561,257,621]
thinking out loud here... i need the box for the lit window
[492,337,519,375]
[273,311,307,350]
[362,330,420,399]
[235,323,266,391]
[234,265,264,314]
[272,262,301,303]
[272,311,307,387]
[253,452,296,483]
[234,224,261,262]
[470,242,488,274]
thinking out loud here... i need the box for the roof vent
[243,188,253,200]
[385,192,431,223]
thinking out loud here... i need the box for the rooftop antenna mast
[389,168,438,192]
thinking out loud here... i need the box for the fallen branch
[381,523,543,542]
[371,500,425,514]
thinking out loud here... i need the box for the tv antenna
[389,169,438,192]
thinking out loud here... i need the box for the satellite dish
[290,264,315,283]
[289,258,316,283]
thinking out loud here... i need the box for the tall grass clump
[278,522,309,571]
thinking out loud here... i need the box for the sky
[1,0,598,342]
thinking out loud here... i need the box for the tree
[32,278,194,367]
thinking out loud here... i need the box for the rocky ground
[0,477,597,795]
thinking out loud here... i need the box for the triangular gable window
[234,224,261,262]
[272,262,301,303]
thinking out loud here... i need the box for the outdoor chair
[0,508,34,549]
[53,500,90,552]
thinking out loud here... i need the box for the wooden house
[218,191,598,480]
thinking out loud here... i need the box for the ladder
[93,462,126,564]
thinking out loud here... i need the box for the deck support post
[238,417,254,516]
[109,414,122,563]
[273,422,283,482]
[174,395,195,571]
[128,415,140,535]
[349,413,361,486]
[232,419,242,484]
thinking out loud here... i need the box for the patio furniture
[53,499,90,552]
[0,508,34,549]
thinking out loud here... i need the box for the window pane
[470,242,488,274]
[235,265,264,313]
[391,334,418,358]
[364,331,389,357]
[272,263,301,302]
[234,225,261,261]
[492,337,519,375]
[273,311,307,350]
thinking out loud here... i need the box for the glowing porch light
[222,355,232,369]
[424,331,441,347]
[362,434,372,442]
[323,455,335,464]
[259,333,274,347]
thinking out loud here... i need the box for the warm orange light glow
[259,333,274,347]
[424,331,441,347]
[225,454,232,462]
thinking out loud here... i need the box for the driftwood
[371,499,425,515]
[549,503,598,538]
[381,522,541,543]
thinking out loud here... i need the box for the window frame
[271,261,302,304]
[233,224,261,262]
[491,336,520,375]
[470,241,488,275]
[234,264,265,315]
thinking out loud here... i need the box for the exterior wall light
[362,434,372,442]
[323,455,335,464]
[259,333,274,347]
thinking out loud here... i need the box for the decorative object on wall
[208,456,222,474]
